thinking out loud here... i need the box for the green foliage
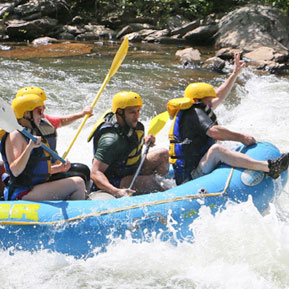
[258,0,289,12]
[2,12,9,20]
[66,0,289,23]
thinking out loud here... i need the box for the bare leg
[120,175,164,194]
[199,144,269,174]
[22,176,86,201]
[140,147,169,176]
[119,148,169,194]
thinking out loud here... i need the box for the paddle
[0,98,65,164]
[62,38,129,159]
[128,111,169,190]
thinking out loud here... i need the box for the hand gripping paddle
[128,111,169,190]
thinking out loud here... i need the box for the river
[0,40,289,289]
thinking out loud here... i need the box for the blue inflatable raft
[0,141,288,258]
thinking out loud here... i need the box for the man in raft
[1,94,86,201]
[89,91,169,198]
[167,81,289,185]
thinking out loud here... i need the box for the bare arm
[91,158,134,198]
[211,53,246,110]
[207,125,256,146]
[50,160,71,174]
[59,106,93,127]
[6,132,42,177]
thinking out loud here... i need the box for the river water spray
[0,41,289,289]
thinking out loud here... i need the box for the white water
[1,46,289,288]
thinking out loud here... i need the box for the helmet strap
[24,111,43,137]
[116,108,135,136]
[22,111,34,127]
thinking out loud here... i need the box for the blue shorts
[4,186,31,201]
[91,177,122,192]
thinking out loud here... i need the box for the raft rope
[0,165,236,226]
[2,142,270,226]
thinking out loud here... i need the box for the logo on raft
[0,204,40,222]
[241,169,264,186]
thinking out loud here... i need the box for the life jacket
[0,118,56,156]
[169,102,218,168]
[38,118,57,158]
[0,129,5,140]
[88,110,144,179]
[1,130,51,200]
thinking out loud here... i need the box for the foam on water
[1,198,289,289]
[1,53,289,288]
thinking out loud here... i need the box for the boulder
[0,3,15,18]
[75,25,116,41]
[13,0,70,23]
[32,36,59,46]
[215,5,289,51]
[116,23,154,39]
[175,47,201,66]
[244,46,289,73]
[74,24,116,40]
[202,56,226,73]
[184,24,218,44]
[6,17,59,40]
[170,20,200,37]
[124,29,157,42]
[144,29,170,43]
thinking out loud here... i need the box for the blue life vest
[1,132,51,200]
[169,102,217,170]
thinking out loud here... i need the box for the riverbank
[0,1,289,74]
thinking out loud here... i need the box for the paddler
[15,86,92,185]
[167,53,289,185]
[0,94,86,201]
[89,91,169,198]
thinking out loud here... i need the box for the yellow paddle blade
[108,37,129,78]
[90,37,129,109]
[62,38,129,159]
[148,111,169,136]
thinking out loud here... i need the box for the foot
[267,153,289,179]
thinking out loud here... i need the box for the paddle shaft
[20,128,66,164]
[128,141,151,190]
[128,111,169,190]
[62,74,109,159]
[62,38,129,159]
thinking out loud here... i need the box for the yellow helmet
[112,91,143,113]
[12,94,45,119]
[184,83,216,100]
[16,86,47,101]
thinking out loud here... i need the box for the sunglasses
[34,106,45,115]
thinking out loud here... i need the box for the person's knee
[159,148,169,162]
[209,144,227,155]
[72,176,86,198]
[208,144,231,165]
[157,148,169,175]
